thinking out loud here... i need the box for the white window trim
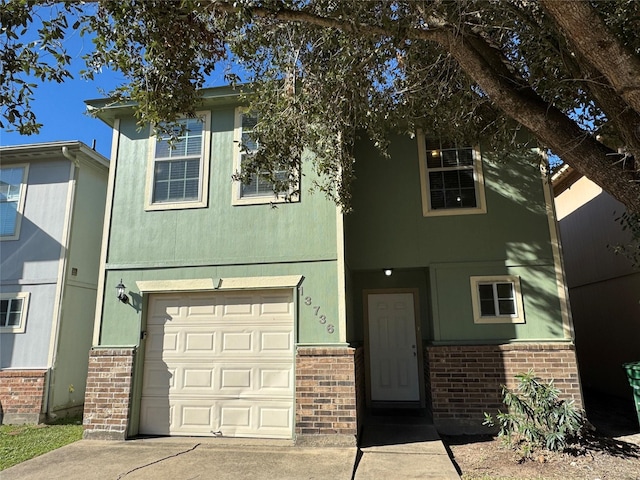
[0,291,30,333]
[470,275,525,324]
[0,163,29,241]
[417,130,486,217]
[232,107,298,206]
[144,111,211,211]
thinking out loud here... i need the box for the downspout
[43,146,78,417]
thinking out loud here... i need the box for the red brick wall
[83,347,135,440]
[354,346,365,436]
[0,370,47,424]
[427,343,582,434]
[295,346,358,445]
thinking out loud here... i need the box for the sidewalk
[3,424,460,479]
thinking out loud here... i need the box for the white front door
[367,292,420,402]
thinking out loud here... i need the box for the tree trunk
[540,0,640,115]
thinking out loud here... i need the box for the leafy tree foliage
[2,0,639,217]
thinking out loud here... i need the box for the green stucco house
[83,86,581,443]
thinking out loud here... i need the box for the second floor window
[232,110,294,206]
[146,112,211,210]
[418,134,486,216]
[0,165,28,240]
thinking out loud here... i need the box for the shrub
[483,370,587,455]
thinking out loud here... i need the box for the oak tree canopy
[2,0,639,218]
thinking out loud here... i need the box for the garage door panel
[218,363,293,395]
[182,367,215,389]
[258,294,292,315]
[139,398,173,435]
[219,400,293,438]
[142,364,176,394]
[184,332,215,351]
[141,290,294,439]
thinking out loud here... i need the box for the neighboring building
[0,142,109,424]
[83,86,581,443]
[553,166,640,398]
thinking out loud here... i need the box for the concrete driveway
[3,424,460,479]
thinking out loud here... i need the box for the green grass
[0,416,83,471]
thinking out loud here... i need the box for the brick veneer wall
[428,343,582,434]
[295,346,358,446]
[0,369,47,424]
[83,347,136,440]
[354,346,365,437]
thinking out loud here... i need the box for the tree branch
[540,0,640,114]
[208,1,640,213]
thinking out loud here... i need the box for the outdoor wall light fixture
[384,269,393,277]
[116,280,129,304]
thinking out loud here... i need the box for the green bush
[483,370,587,455]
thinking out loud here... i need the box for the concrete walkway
[355,424,460,479]
[3,424,460,479]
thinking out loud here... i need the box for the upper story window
[145,112,211,211]
[232,109,296,206]
[0,164,29,240]
[0,292,30,333]
[470,275,525,324]
[417,133,486,216]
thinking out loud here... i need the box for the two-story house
[0,141,109,424]
[82,86,581,443]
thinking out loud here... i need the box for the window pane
[242,115,258,130]
[0,167,24,237]
[426,150,442,169]
[480,299,496,316]
[459,188,477,208]
[444,190,461,208]
[0,202,18,236]
[155,140,171,159]
[441,149,458,167]
[458,148,474,166]
[496,283,514,299]
[478,284,494,302]
[442,170,461,189]
[155,162,170,181]
[184,179,199,199]
[169,161,185,180]
[0,299,8,327]
[459,170,475,188]
[153,182,168,202]
[429,172,444,189]
[498,300,516,315]
[430,191,445,210]
[153,159,200,203]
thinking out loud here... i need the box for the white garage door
[139,290,294,439]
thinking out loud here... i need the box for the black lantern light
[116,279,129,304]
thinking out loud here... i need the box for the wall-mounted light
[116,279,129,304]
[384,269,393,277]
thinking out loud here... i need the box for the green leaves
[484,370,587,457]
[0,1,82,134]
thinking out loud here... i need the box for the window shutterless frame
[0,164,29,241]
[0,292,30,333]
[144,111,211,211]
[470,275,525,324]
[417,130,487,216]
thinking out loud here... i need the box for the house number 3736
[303,295,335,334]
